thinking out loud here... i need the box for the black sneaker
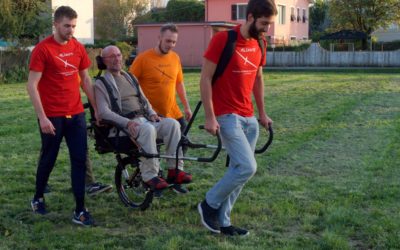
[220,226,249,236]
[197,200,220,233]
[171,184,189,194]
[31,198,47,215]
[86,182,112,196]
[72,209,94,226]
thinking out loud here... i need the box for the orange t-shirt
[129,49,183,119]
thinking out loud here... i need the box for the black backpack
[212,29,266,85]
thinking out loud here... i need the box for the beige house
[51,0,94,44]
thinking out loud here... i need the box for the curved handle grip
[255,126,273,154]
[197,129,222,162]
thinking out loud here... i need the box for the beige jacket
[94,70,156,136]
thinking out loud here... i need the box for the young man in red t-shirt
[27,6,97,226]
[198,0,277,236]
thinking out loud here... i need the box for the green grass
[1,69,400,249]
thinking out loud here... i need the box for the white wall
[52,0,94,44]
[267,43,400,67]
[373,24,400,42]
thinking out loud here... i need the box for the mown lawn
[0,69,399,249]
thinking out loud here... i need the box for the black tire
[114,160,153,210]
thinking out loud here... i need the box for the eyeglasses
[102,53,122,59]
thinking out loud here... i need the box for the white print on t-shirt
[240,47,257,53]
[55,56,78,76]
[235,49,258,69]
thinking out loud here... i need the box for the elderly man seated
[94,45,192,191]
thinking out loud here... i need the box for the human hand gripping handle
[204,116,220,136]
[259,112,273,129]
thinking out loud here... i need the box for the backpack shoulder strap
[212,29,237,85]
[126,72,149,117]
[96,76,122,115]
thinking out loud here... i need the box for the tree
[327,0,400,48]
[94,0,150,41]
[0,0,51,45]
[150,0,204,22]
[309,0,330,41]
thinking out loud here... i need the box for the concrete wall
[267,43,400,67]
[52,0,94,44]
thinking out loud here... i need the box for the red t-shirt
[204,25,266,117]
[29,36,91,117]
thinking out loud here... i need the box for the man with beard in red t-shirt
[27,6,96,226]
[197,0,277,236]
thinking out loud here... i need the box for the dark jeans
[34,112,87,212]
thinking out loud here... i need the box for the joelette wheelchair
[85,99,273,211]
[85,56,273,210]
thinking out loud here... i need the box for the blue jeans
[34,112,87,212]
[206,114,259,227]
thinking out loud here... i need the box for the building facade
[135,0,313,67]
[205,0,312,44]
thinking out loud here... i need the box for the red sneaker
[145,177,168,190]
[167,169,192,184]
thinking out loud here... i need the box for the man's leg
[206,114,258,227]
[153,118,192,185]
[32,117,64,214]
[64,113,94,226]
[85,151,96,184]
[153,118,183,170]
[64,113,87,214]
[135,121,161,182]
[85,150,112,196]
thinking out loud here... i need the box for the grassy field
[0,69,399,249]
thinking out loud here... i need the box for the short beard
[158,43,168,54]
[248,19,261,39]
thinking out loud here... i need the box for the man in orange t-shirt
[129,23,192,132]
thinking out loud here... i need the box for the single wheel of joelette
[114,159,154,210]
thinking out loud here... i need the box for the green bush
[268,43,311,52]
[0,48,30,84]
[0,66,28,84]
[115,41,133,60]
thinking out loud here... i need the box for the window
[302,9,307,23]
[278,5,286,25]
[231,4,247,20]
[290,7,295,22]
[297,8,300,22]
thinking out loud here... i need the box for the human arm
[26,71,56,135]
[176,82,192,120]
[253,67,273,128]
[94,79,131,129]
[199,58,219,135]
[79,69,99,122]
